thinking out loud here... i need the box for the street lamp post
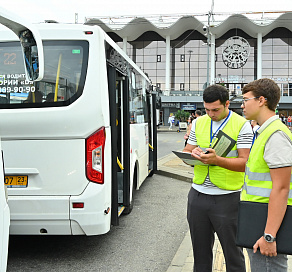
[188,50,193,91]
[206,11,211,87]
[206,0,214,87]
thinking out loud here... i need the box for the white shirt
[252,125,260,134]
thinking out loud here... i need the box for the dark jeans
[187,187,246,272]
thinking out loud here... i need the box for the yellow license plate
[5,176,28,188]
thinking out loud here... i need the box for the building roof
[85,12,292,41]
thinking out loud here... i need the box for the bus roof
[1,22,151,83]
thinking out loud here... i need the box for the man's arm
[253,166,291,256]
[211,148,249,172]
[183,143,197,153]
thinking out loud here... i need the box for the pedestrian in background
[241,78,292,272]
[287,115,291,128]
[280,113,286,124]
[184,116,194,146]
[195,109,202,118]
[168,114,174,130]
[183,84,253,272]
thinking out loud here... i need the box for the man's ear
[225,100,230,108]
[259,96,267,106]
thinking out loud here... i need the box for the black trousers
[187,187,246,272]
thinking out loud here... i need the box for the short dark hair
[195,110,202,116]
[203,84,229,105]
[242,78,280,111]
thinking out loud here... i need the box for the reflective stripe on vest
[246,165,292,183]
[243,181,292,199]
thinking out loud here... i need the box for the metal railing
[161,89,292,97]
[168,90,203,96]
[165,90,240,97]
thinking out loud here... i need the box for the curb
[156,153,193,183]
[155,169,192,183]
[157,126,187,133]
[166,231,193,272]
[166,232,225,272]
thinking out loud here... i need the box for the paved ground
[156,126,292,272]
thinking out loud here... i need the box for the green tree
[175,110,190,122]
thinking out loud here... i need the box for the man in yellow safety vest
[241,78,292,271]
[183,84,253,271]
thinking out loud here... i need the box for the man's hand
[191,147,218,165]
[253,236,277,257]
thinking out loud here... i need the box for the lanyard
[210,110,231,147]
[251,127,260,150]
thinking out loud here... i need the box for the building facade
[86,13,292,124]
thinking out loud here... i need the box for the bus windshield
[0,40,88,108]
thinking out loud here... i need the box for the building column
[123,37,127,53]
[165,35,171,96]
[257,33,262,79]
[210,34,216,85]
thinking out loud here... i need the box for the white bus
[0,22,157,235]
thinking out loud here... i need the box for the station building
[85,12,292,124]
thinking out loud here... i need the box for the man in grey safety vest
[241,78,292,271]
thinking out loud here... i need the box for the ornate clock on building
[222,36,250,69]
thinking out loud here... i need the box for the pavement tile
[156,153,193,183]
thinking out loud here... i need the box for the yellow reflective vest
[193,112,247,190]
[241,118,292,205]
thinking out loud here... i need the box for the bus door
[107,65,131,226]
[146,90,157,175]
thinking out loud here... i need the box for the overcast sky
[4,0,292,24]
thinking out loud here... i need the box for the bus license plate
[5,176,28,188]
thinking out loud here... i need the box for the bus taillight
[86,127,105,184]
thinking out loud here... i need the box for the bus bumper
[8,183,111,236]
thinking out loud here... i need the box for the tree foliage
[175,110,190,122]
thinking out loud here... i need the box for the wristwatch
[264,233,276,243]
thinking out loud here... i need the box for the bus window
[0,40,88,108]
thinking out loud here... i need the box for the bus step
[148,161,153,170]
[118,206,125,217]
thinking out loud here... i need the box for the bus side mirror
[19,29,44,81]
[156,96,161,109]
[0,8,44,81]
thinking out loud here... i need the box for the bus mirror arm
[0,8,44,82]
